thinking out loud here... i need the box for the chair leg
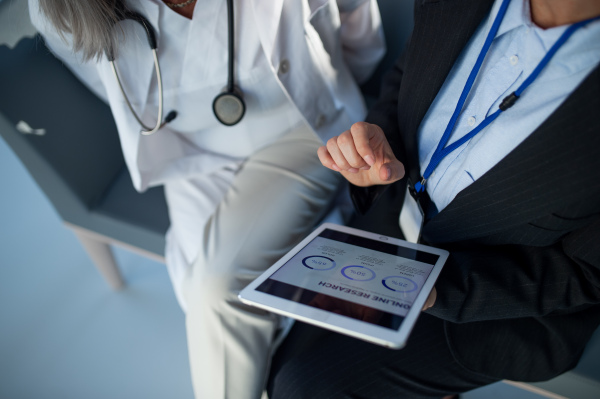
[70,226,125,290]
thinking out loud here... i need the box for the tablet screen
[254,228,440,330]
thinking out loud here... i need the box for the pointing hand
[317,122,405,187]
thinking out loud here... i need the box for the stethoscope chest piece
[213,86,246,126]
[110,0,245,131]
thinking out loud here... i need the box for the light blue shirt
[417,0,600,212]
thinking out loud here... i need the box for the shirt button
[315,114,327,128]
[278,59,290,74]
[467,116,476,126]
[510,55,519,66]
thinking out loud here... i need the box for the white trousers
[178,125,340,399]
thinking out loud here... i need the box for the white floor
[0,137,195,399]
[0,1,568,398]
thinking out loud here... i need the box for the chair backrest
[361,0,415,102]
[0,36,124,223]
[0,35,170,256]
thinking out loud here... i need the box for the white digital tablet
[238,223,449,349]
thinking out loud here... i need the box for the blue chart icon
[341,265,376,281]
[302,256,336,271]
[382,276,418,293]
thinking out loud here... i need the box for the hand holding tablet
[239,223,448,349]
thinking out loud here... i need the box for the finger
[378,160,405,183]
[349,122,377,166]
[317,145,341,172]
[422,287,437,311]
[336,130,371,170]
[326,135,356,172]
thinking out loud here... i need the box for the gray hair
[38,0,123,61]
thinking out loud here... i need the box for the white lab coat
[29,0,385,192]
[29,1,385,397]
[30,0,385,307]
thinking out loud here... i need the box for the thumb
[378,159,405,183]
[422,287,437,311]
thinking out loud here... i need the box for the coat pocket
[528,211,599,233]
[508,211,600,246]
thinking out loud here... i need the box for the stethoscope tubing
[226,0,234,92]
[107,3,244,134]
[110,49,166,135]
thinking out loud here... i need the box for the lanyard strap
[414,0,600,194]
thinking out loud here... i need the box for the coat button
[278,59,290,75]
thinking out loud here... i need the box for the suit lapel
[423,66,600,243]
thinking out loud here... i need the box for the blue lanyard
[414,0,600,194]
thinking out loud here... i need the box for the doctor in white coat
[30,0,385,397]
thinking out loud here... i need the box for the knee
[184,263,243,309]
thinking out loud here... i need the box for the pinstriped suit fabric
[268,0,600,396]
[425,68,600,242]
[268,314,497,399]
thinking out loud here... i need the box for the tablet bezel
[238,223,449,349]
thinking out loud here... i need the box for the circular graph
[382,276,418,293]
[302,256,336,271]
[341,265,376,281]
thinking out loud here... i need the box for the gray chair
[359,0,414,108]
[0,36,170,289]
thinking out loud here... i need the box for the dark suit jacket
[355,0,600,381]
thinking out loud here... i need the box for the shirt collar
[495,0,529,38]
[492,0,571,51]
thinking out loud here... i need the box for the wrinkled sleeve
[337,0,386,84]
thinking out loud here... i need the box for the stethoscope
[105,0,245,135]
